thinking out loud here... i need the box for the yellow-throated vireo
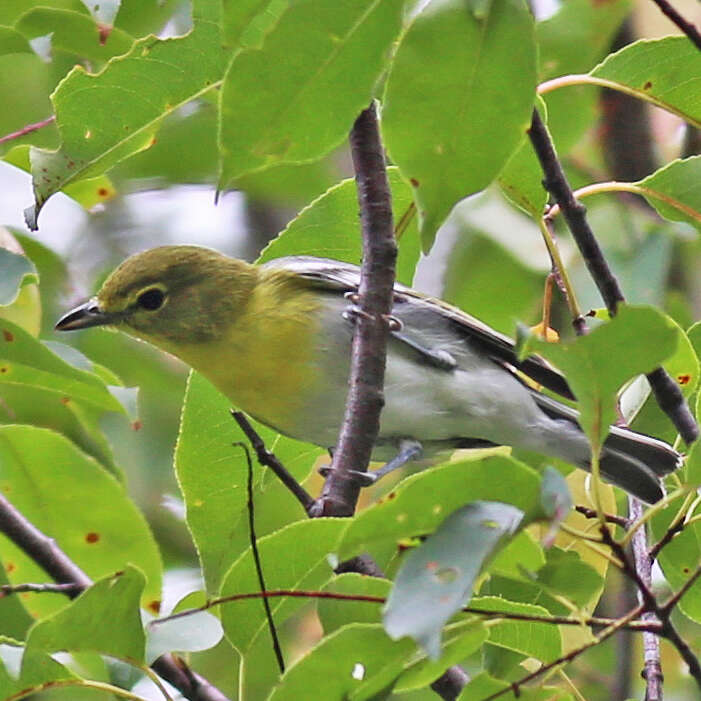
[56,245,681,503]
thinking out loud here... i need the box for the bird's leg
[319,439,423,486]
[342,292,457,372]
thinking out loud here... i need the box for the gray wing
[262,256,575,400]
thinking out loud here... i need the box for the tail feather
[532,391,681,503]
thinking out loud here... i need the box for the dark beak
[55,299,114,331]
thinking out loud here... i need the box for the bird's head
[55,245,257,347]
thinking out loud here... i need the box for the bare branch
[648,0,701,50]
[0,116,55,146]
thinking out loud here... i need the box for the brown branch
[0,116,55,146]
[575,504,630,528]
[649,0,701,50]
[311,102,397,517]
[151,588,662,634]
[231,411,315,514]
[528,108,699,444]
[0,492,232,701]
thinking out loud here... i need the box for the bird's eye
[136,288,166,311]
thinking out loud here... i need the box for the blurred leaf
[259,168,421,285]
[383,0,536,249]
[458,672,574,700]
[0,564,33,640]
[175,371,321,592]
[524,305,678,449]
[15,8,134,62]
[268,623,414,701]
[220,518,345,653]
[318,573,389,634]
[27,566,145,661]
[384,501,524,658]
[0,641,76,700]
[394,619,487,692]
[146,606,223,664]
[536,0,629,152]
[636,157,701,233]
[534,547,603,608]
[219,0,404,184]
[488,530,544,580]
[589,37,701,128]
[442,232,542,336]
[0,426,162,618]
[338,455,542,561]
[651,493,701,624]
[26,0,226,227]
[470,596,561,661]
[0,247,37,305]
[221,0,287,49]
[0,27,31,56]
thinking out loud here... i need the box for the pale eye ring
[137,288,166,311]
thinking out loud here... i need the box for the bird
[55,245,681,503]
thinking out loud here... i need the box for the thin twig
[0,115,55,146]
[528,108,699,444]
[575,504,630,528]
[231,411,315,514]
[0,492,232,701]
[0,582,82,597]
[649,0,701,50]
[236,442,285,674]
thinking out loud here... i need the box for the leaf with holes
[384,500,524,658]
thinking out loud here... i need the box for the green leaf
[145,605,223,664]
[0,564,33,640]
[534,547,603,608]
[218,0,404,184]
[382,0,537,250]
[26,1,226,228]
[0,319,128,414]
[651,493,701,623]
[0,248,37,306]
[220,518,346,653]
[384,501,524,658]
[458,672,574,700]
[0,26,31,56]
[0,641,76,700]
[222,0,287,49]
[589,37,701,127]
[524,305,678,449]
[636,157,701,233]
[338,455,542,561]
[27,566,145,662]
[259,167,421,285]
[15,8,134,62]
[175,371,321,591]
[488,530,545,580]
[267,623,415,701]
[470,596,561,661]
[318,574,389,634]
[0,426,162,619]
[394,619,487,692]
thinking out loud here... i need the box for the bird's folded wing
[262,256,575,401]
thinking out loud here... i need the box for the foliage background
[0,0,700,699]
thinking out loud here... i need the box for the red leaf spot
[410,178,420,187]
[643,81,652,90]
[684,567,690,574]
[5,562,15,573]
[2,329,13,342]
[677,374,691,385]
[132,420,143,431]
[97,23,112,46]
[97,187,109,197]
[148,599,161,614]
[85,532,100,544]
[60,397,70,405]
[387,491,396,500]
[0,367,7,374]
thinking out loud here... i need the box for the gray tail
[534,394,681,504]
